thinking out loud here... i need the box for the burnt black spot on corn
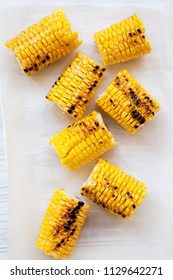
[36,189,90,259]
[80,158,146,219]
[5,9,82,76]
[78,201,84,207]
[96,69,160,134]
[94,14,152,65]
[46,53,106,119]
[49,111,116,170]
[64,224,70,230]
[67,109,72,114]
[70,213,76,219]
[133,204,136,208]
[135,99,141,106]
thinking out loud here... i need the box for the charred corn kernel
[5,9,82,76]
[36,189,90,259]
[46,52,106,119]
[80,158,146,219]
[96,69,160,134]
[50,111,116,170]
[94,14,151,65]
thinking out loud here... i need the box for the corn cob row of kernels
[50,111,116,170]
[96,69,160,134]
[94,14,151,65]
[5,9,82,75]
[36,189,90,259]
[46,52,106,119]
[80,158,146,219]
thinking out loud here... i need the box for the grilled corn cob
[96,69,160,134]
[36,189,90,259]
[50,111,116,170]
[94,14,151,65]
[46,52,106,119]
[81,158,146,219]
[5,9,82,75]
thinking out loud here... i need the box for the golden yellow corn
[36,189,90,259]
[46,52,106,119]
[94,14,151,65]
[5,9,82,75]
[96,69,160,134]
[50,111,116,170]
[81,158,146,219]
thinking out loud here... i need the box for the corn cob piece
[46,52,106,119]
[5,9,82,76]
[96,69,160,134]
[36,189,90,259]
[50,111,116,170]
[81,158,146,219]
[94,14,151,65]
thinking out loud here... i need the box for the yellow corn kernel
[36,189,90,259]
[46,52,106,119]
[50,111,116,170]
[94,14,151,65]
[80,158,146,219]
[5,9,82,76]
[96,69,160,134]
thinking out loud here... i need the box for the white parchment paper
[0,1,173,259]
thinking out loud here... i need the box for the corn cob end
[80,158,146,219]
[49,111,116,170]
[5,9,82,75]
[46,52,106,119]
[36,189,90,259]
[96,69,160,134]
[94,14,152,65]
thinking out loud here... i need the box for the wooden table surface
[0,104,9,260]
